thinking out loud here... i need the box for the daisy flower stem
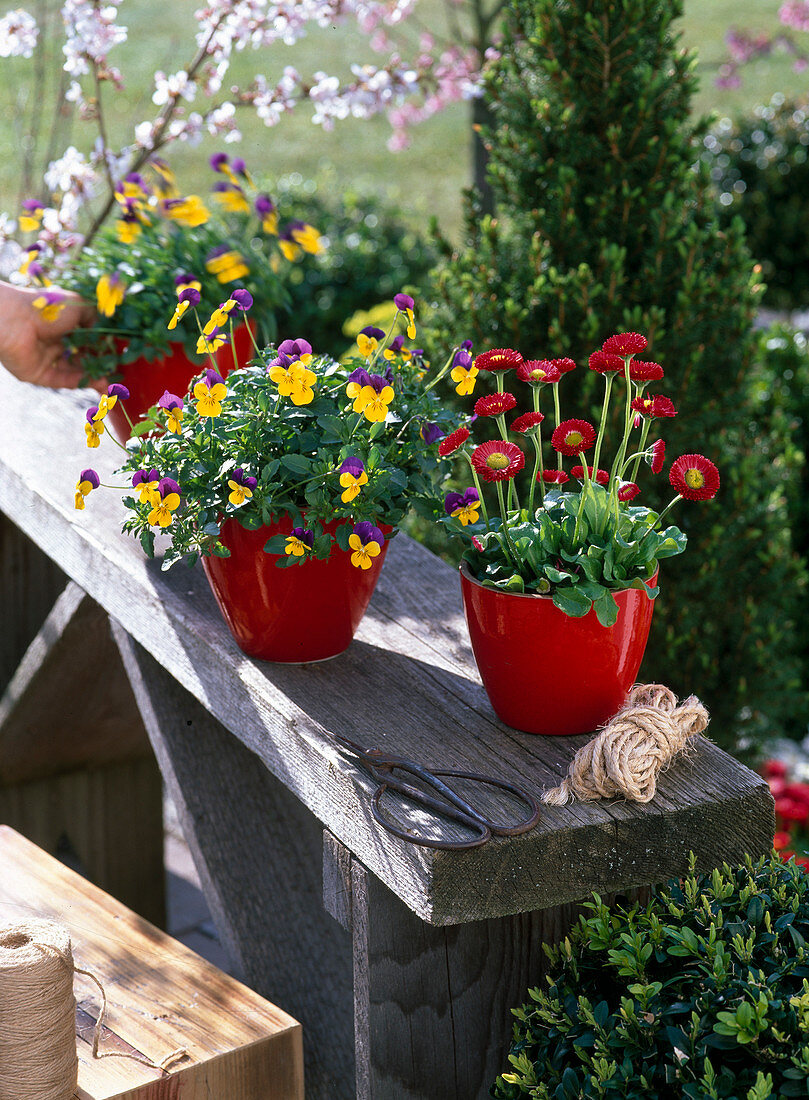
[465,454,490,530]
[192,309,221,373]
[529,388,545,511]
[573,455,591,542]
[591,373,614,478]
[629,420,652,484]
[368,311,403,373]
[653,495,681,530]
[553,386,563,471]
[495,413,519,511]
[495,481,518,568]
[607,357,635,513]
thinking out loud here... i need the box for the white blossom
[152,70,197,107]
[44,146,97,196]
[0,8,38,58]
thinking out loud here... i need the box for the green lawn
[1,0,807,239]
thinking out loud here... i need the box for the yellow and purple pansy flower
[96,272,126,318]
[348,521,385,570]
[168,286,201,330]
[227,467,257,507]
[354,373,394,423]
[393,293,416,340]
[19,199,44,233]
[268,340,316,406]
[383,334,412,362]
[339,457,368,504]
[278,220,323,261]
[357,325,384,358]
[444,487,481,527]
[20,242,44,277]
[147,478,182,529]
[132,468,161,505]
[420,421,443,446]
[450,347,479,396]
[230,288,253,312]
[205,245,249,284]
[162,195,210,228]
[285,526,314,557]
[196,327,228,356]
[85,407,104,448]
[157,390,184,433]
[212,181,250,214]
[193,369,227,417]
[255,193,278,235]
[32,290,66,323]
[74,468,99,511]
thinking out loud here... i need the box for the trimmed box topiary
[491,855,809,1099]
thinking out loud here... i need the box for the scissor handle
[371,780,492,850]
[427,769,542,837]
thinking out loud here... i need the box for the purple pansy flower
[231,467,258,491]
[80,469,100,489]
[175,272,197,287]
[158,477,181,498]
[132,468,160,488]
[86,406,99,423]
[453,348,473,369]
[340,457,365,479]
[360,325,386,340]
[387,334,405,354]
[204,368,225,388]
[461,339,473,352]
[157,391,184,412]
[107,383,129,400]
[420,421,443,445]
[394,293,415,312]
[22,199,42,213]
[353,521,385,547]
[231,157,247,176]
[178,287,200,306]
[210,152,229,171]
[347,367,371,388]
[27,261,46,280]
[231,288,253,310]
[367,373,388,394]
[277,338,312,359]
[444,488,479,515]
[290,526,314,549]
[255,194,275,216]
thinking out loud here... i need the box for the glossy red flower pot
[460,562,657,736]
[105,323,253,442]
[202,515,390,662]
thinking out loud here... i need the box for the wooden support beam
[113,625,356,1099]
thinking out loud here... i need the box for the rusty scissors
[331,732,541,850]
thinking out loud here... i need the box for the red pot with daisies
[105,323,253,442]
[202,515,391,663]
[436,337,720,736]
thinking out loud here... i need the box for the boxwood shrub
[492,855,809,1099]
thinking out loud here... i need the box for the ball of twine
[543,684,709,806]
[0,918,188,1099]
[0,919,78,1100]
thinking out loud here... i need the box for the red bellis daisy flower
[631,395,677,419]
[570,465,610,487]
[551,357,576,374]
[438,426,471,457]
[474,391,518,417]
[669,454,720,501]
[475,348,524,373]
[510,411,545,433]
[540,469,569,485]
[588,350,625,374]
[602,332,648,357]
[551,419,597,456]
[517,360,561,384]
[618,482,641,502]
[471,440,525,483]
[650,439,666,474]
[629,360,664,383]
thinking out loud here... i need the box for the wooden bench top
[0,825,303,1099]
[0,372,774,925]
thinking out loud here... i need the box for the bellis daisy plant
[74,291,461,571]
[435,333,720,626]
[27,154,322,381]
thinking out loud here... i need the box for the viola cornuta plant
[21,152,322,381]
[437,333,720,626]
[75,291,460,571]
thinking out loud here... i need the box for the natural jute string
[0,919,187,1100]
[542,683,709,806]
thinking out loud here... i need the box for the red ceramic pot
[460,562,657,736]
[105,323,253,442]
[202,515,390,662]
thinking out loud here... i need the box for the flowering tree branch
[718,2,809,89]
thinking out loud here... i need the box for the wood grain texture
[0,582,152,784]
[0,826,304,1100]
[0,757,166,927]
[0,375,775,924]
[0,513,67,693]
[113,629,355,1100]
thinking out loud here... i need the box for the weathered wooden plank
[0,757,166,927]
[0,513,67,692]
[0,826,303,1100]
[0,582,152,784]
[0,375,775,925]
[113,628,355,1100]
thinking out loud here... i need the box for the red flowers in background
[670,454,720,501]
[475,348,524,373]
[438,426,471,457]
[588,350,624,375]
[765,759,809,871]
[511,411,545,433]
[517,360,561,384]
[471,440,525,482]
[552,419,596,456]
[602,331,648,356]
[474,391,518,417]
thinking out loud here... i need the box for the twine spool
[0,919,78,1100]
[0,919,188,1098]
[543,683,709,806]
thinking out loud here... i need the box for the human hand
[0,281,99,389]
